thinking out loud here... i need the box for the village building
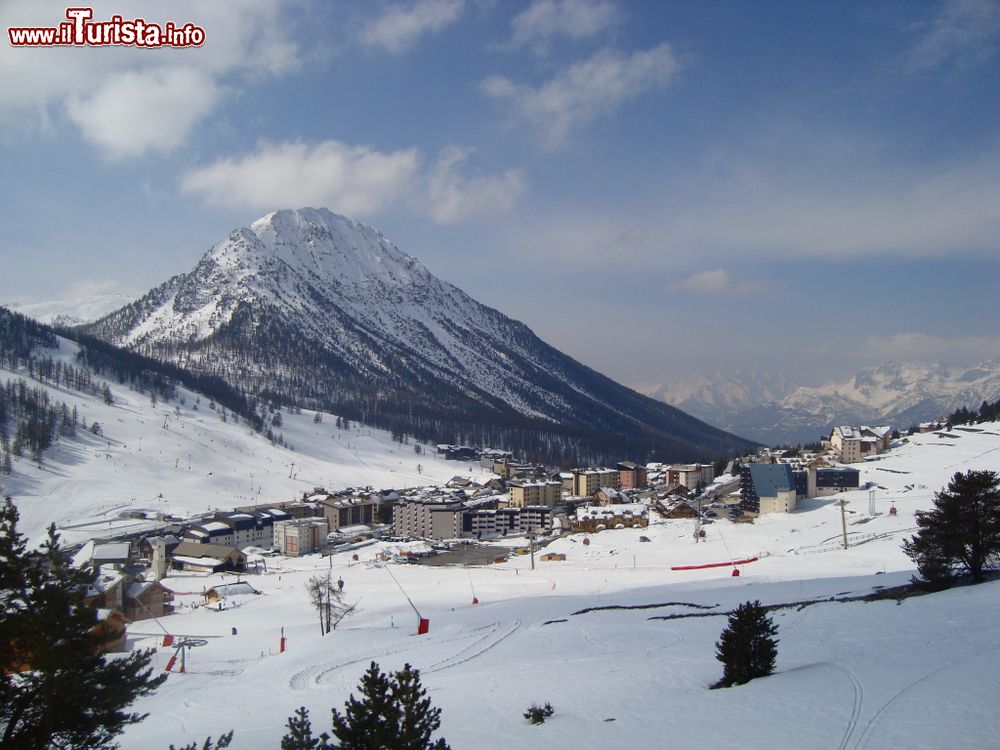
[182,520,237,547]
[828,425,891,463]
[462,506,552,539]
[617,461,648,489]
[393,497,466,540]
[273,518,330,556]
[89,542,133,568]
[666,464,715,491]
[655,498,701,519]
[508,480,562,507]
[317,495,377,532]
[740,463,797,514]
[203,581,260,605]
[170,542,246,573]
[124,580,174,621]
[572,502,648,532]
[572,468,620,497]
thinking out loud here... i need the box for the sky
[1,0,999,390]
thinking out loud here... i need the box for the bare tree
[306,573,356,635]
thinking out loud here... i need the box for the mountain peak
[202,207,430,291]
[85,210,754,462]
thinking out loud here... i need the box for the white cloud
[360,0,466,54]
[0,0,302,155]
[907,0,1000,71]
[180,140,420,216]
[481,43,680,148]
[510,0,621,48]
[67,68,220,159]
[425,146,525,224]
[672,269,768,296]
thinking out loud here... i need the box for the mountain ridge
[639,360,1000,445]
[84,208,754,463]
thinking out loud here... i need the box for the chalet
[572,502,648,532]
[203,581,260,604]
[170,542,246,573]
[93,609,128,653]
[124,580,174,621]
[90,542,132,567]
[86,569,126,611]
[138,534,180,559]
[656,499,700,519]
[595,487,626,506]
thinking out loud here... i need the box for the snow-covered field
[105,425,1000,749]
[1,338,483,547]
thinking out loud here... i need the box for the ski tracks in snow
[288,621,519,690]
[424,620,521,674]
[830,662,864,750]
[852,663,952,750]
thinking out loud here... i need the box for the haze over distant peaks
[640,361,1000,445]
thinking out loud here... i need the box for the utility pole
[840,499,849,550]
[529,531,535,570]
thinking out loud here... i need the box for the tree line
[947,396,1000,427]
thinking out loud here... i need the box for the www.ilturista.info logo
[8,7,205,48]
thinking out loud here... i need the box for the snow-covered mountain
[85,208,752,462]
[637,370,792,426]
[6,293,134,327]
[641,361,1000,445]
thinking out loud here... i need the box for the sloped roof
[171,541,244,560]
[92,542,130,561]
[747,463,796,497]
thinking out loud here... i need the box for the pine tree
[283,662,450,750]
[0,498,166,748]
[713,600,779,689]
[281,707,328,750]
[903,470,1000,583]
[391,664,450,750]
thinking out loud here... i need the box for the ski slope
[1,338,484,546]
[111,425,1000,749]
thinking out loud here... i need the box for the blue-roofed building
[740,463,798,514]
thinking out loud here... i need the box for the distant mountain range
[5,293,134,328]
[638,361,1000,445]
[81,208,753,463]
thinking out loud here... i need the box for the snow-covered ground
[1,338,484,546]
[106,425,1000,749]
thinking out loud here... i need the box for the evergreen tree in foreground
[0,497,166,748]
[282,661,450,750]
[713,600,778,689]
[903,470,1000,584]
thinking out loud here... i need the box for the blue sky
[1,0,999,388]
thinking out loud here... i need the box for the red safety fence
[670,556,759,571]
